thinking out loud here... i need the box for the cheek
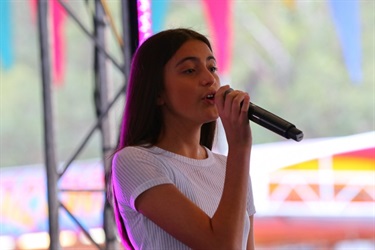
[170,91,191,107]
[164,87,194,110]
[164,78,189,99]
[213,75,221,87]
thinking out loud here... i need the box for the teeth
[207,94,214,99]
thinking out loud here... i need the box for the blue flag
[0,0,13,69]
[151,0,169,33]
[329,0,362,84]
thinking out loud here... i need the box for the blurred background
[0,0,374,249]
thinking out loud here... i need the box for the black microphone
[224,88,304,142]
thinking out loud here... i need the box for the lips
[206,94,214,100]
[204,91,216,100]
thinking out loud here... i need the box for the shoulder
[112,146,172,176]
[115,145,149,157]
[112,146,174,185]
[210,150,227,164]
[114,146,160,164]
[113,146,156,173]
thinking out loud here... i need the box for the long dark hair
[110,28,217,249]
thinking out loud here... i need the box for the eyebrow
[175,55,216,68]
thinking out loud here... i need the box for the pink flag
[202,0,233,76]
[29,0,37,22]
[29,0,66,85]
[51,0,66,85]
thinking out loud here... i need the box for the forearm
[210,146,251,248]
[247,215,255,250]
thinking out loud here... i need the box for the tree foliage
[1,1,373,167]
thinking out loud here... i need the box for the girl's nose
[200,68,216,86]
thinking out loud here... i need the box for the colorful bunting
[51,0,67,85]
[29,0,37,22]
[2,0,363,87]
[282,0,296,9]
[0,0,13,69]
[329,0,362,83]
[151,0,169,34]
[201,0,233,76]
[29,0,66,85]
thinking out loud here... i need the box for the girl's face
[160,39,220,127]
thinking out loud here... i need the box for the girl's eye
[184,69,195,74]
[210,66,218,73]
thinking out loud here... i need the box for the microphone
[224,88,304,142]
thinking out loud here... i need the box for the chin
[200,108,219,123]
[206,113,219,123]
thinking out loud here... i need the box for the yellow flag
[282,0,295,9]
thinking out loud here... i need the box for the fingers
[215,85,250,117]
[216,86,252,148]
[240,93,250,114]
[215,85,232,110]
[223,88,234,99]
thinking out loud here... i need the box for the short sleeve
[112,147,174,211]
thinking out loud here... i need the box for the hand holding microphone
[224,88,304,142]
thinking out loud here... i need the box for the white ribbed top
[112,146,256,249]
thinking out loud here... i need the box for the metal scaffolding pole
[37,1,60,249]
[92,0,118,249]
[121,0,139,67]
[38,0,139,249]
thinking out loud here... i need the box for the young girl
[110,28,255,249]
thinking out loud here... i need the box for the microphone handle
[248,103,304,142]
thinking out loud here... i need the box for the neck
[157,142,207,160]
[156,123,206,159]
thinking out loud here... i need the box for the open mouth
[206,94,215,100]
